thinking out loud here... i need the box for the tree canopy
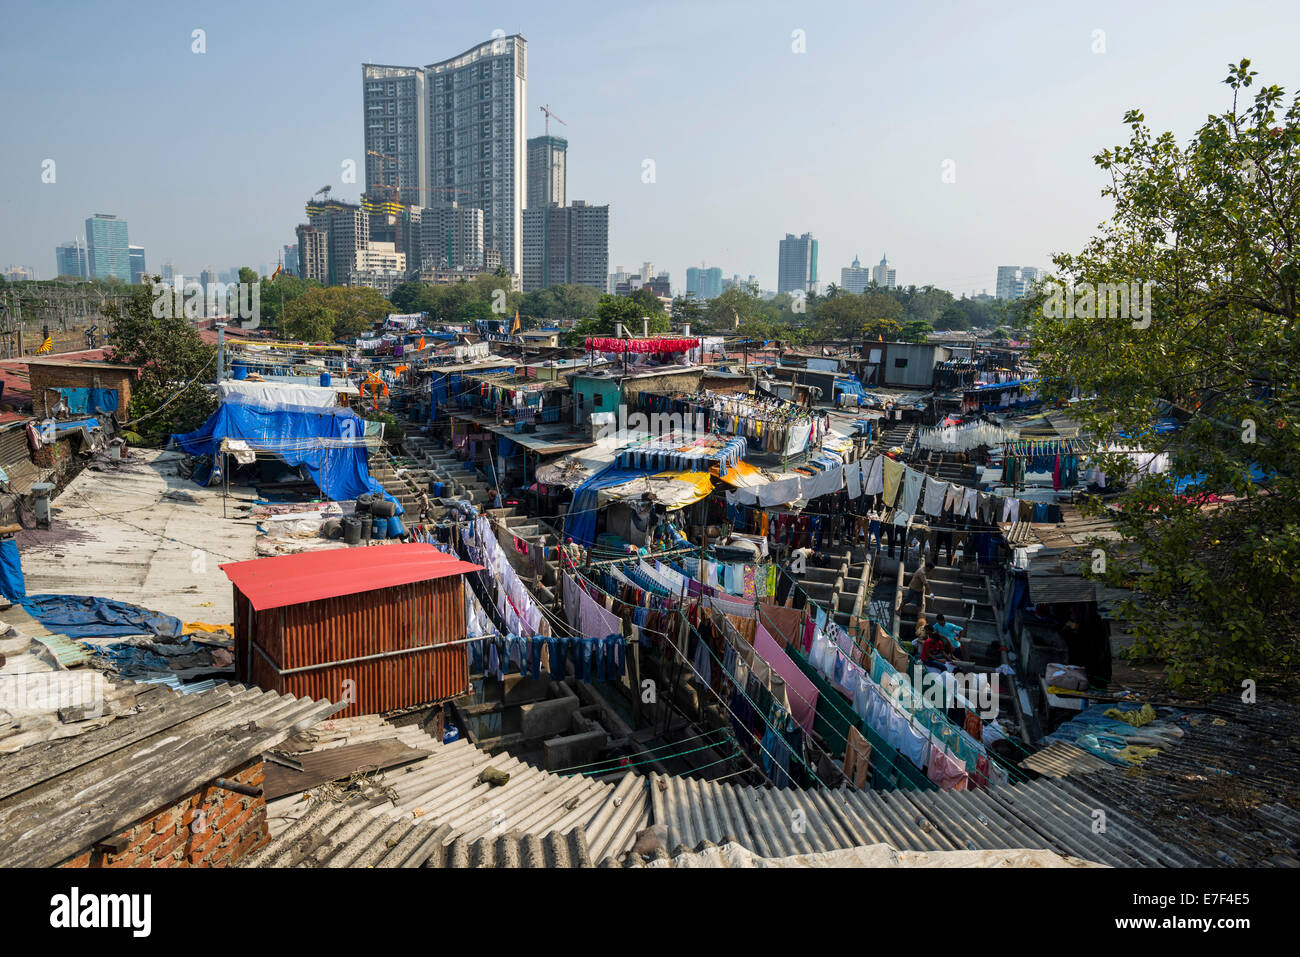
[105,283,217,445]
[1029,59,1300,692]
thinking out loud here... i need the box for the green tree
[1030,59,1300,692]
[704,286,765,330]
[901,319,932,342]
[104,283,217,446]
[671,294,704,324]
[281,286,392,341]
[934,304,972,330]
[259,274,320,332]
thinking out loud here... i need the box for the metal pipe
[215,778,263,798]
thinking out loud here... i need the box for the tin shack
[221,543,482,718]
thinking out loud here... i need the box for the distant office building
[306,199,370,286]
[362,64,428,207]
[522,200,609,292]
[283,244,299,277]
[527,135,567,209]
[296,225,329,283]
[777,233,817,295]
[871,254,896,289]
[421,203,485,270]
[363,190,423,278]
[55,240,88,279]
[840,255,871,294]
[161,261,176,283]
[129,246,147,284]
[643,273,671,298]
[85,213,130,280]
[995,265,1039,300]
[350,242,407,296]
[721,273,759,294]
[200,267,218,291]
[686,266,723,301]
[4,265,38,282]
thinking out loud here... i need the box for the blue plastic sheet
[0,539,26,600]
[168,395,399,510]
[21,594,185,640]
[567,465,659,546]
[55,388,118,414]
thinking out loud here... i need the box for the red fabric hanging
[585,337,701,353]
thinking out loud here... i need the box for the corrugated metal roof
[221,543,482,610]
[243,802,592,868]
[29,632,96,668]
[256,714,1197,868]
[1023,696,1300,867]
[0,681,341,867]
[645,772,1192,866]
[261,715,649,864]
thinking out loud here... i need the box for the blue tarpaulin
[567,465,660,546]
[20,594,185,640]
[55,388,118,414]
[1171,463,1273,495]
[168,395,399,510]
[0,539,26,600]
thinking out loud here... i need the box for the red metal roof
[220,542,482,610]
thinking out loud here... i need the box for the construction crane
[314,185,332,200]
[366,149,400,193]
[538,103,567,137]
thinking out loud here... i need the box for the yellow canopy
[597,470,715,509]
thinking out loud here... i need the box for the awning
[597,470,714,510]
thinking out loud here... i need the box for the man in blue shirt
[932,614,965,657]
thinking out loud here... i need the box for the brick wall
[27,365,134,418]
[59,757,270,869]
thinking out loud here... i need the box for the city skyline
[3,1,1298,297]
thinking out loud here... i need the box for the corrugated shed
[235,575,470,718]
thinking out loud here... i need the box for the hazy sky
[2,0,1297,295]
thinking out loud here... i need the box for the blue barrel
[387,515,405,538]
[371,517,388,540]
[232,362,248,380]
[320,371,331,387]
[442,723,460,744]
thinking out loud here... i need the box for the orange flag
[417,336,426,350]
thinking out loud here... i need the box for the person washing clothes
[919,627,953,668]
[904,560,933,608]
[932,614,965,656]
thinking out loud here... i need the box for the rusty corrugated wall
[234,577,468,718]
